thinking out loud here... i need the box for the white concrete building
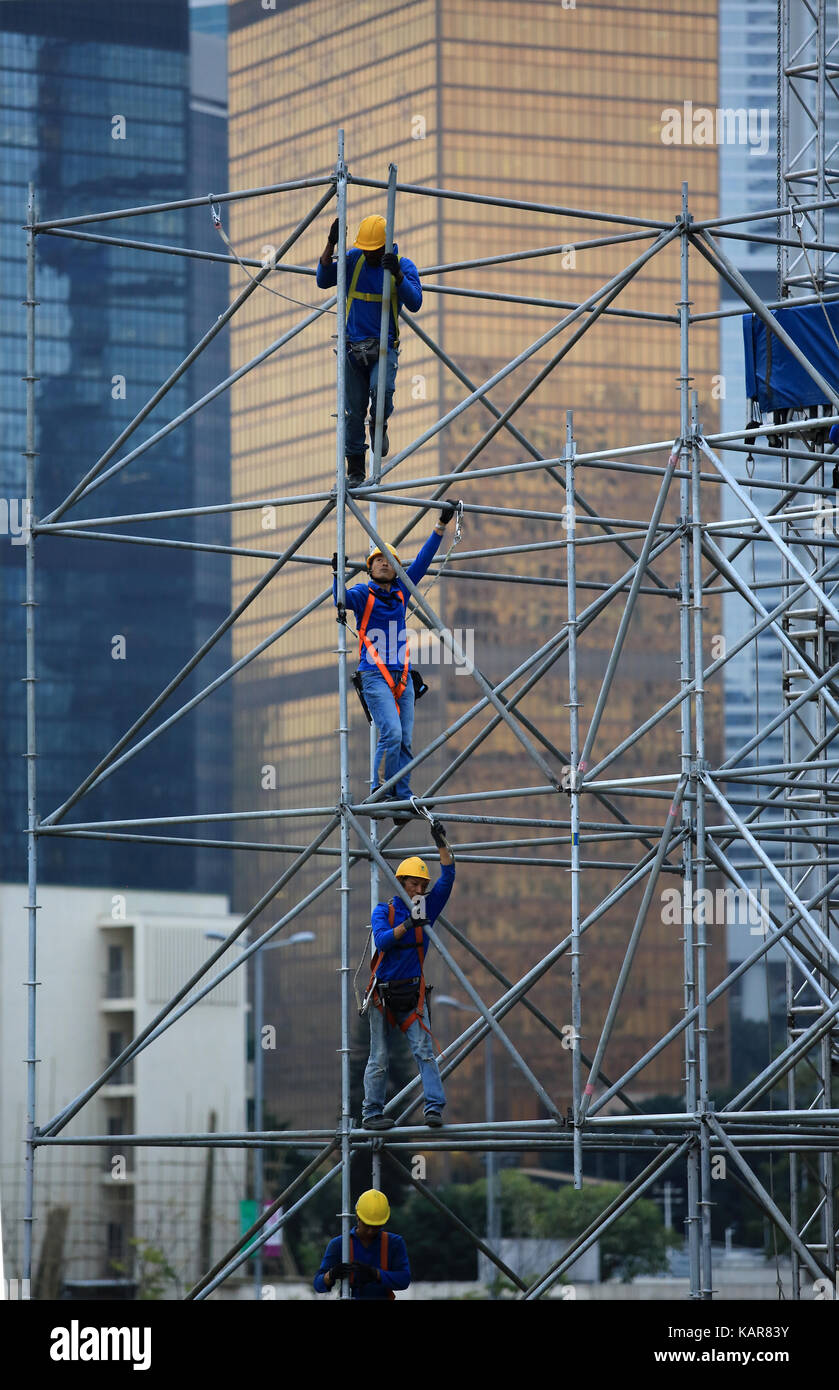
[0,884,247,1295]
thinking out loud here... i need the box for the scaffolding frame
[19,118,839,1300]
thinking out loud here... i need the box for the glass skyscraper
[0,0,231,894]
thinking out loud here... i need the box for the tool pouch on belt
[380,978,421,1014]
[351,670,373,724]
[410,669,429,701]
[347,337,380,368]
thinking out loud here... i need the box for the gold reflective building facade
[228,0,727,1133]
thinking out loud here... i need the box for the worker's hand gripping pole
[371,164,397,484]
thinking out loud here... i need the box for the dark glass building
[0,0,231,892]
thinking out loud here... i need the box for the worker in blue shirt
[332,511,454,819]
[362,827,455,1130]
[313,1189,410,1300]
[317,212,423,486]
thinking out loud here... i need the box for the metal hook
[410,795,433,822]
[454,499,464,543]
[209,194,221,228]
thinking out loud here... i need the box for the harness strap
[367,901,436,1046]
[346,1230,396,1299]
[358,587,410,710]
[346,253,400,343]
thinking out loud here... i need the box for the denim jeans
[359,666,415,800]
[362,997,446,1118]
[344,344,399,458]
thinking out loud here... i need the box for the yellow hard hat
[367,541,401,569]
[355,1189,390,1226]
[396,856,430,881]
[354,214,386,251]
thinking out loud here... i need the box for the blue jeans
[363,996,446,1118]
[345,344,399,458]
[359,666,415,800]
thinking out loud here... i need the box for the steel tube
[371,164,397,482]
[22,185,38,1294]
[43,185,337,524]
[33,175,337,231]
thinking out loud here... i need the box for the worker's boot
[346,454,366,487]
[363,1115,395,1131]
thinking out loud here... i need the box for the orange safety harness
[349,1230,396,1300]
[367,901,434,1042]
[357,586,410,711]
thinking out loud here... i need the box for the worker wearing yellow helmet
[313,1190,411,1299]
[362,821,455,1130]
[317,211,423,486]
[331,510,455,819]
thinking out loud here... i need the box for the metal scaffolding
[20,93,839,1297]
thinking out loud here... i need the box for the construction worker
[332,509,455,820]
[362,822,454,1129]
[317,212,422,486]
[313,1189,410,1300]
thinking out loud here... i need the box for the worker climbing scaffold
[317,212,423,486]
[332,508,455,818]
[360,820,454,1130]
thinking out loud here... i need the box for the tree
[555,1182,674,1281]
[112,1237,180,1300]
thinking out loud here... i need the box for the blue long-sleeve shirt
[372,861,455,982]
[333,529,443,672]
[316,244,422,344]
[313,1228,411,1299]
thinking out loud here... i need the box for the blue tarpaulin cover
[743,300,839,411]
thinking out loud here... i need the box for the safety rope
[209,197,337,315]
[353,928,374,1013]
[416,500,464,604]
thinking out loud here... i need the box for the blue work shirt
[316,244,422,344]
[313,1228,411,1300]
[333,530,443,673]
[372,862,455,982]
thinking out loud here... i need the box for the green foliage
[554,1183,674,1282]
[112,1237,180,1300]
[280,1160,676,1287]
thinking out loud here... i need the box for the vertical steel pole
[565,410,583,1188]
[690,386,713,1299]
[371,165,397,484]
[22,185,38,1295]
[485,1030,498,1247]
[334,132,353,1296]
[678,184,701,1298]
[253,940,264,1300]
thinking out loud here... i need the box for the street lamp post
[435,995,499,1258]
[206,927,315,1299]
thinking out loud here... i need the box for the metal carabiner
[453,499,464,544]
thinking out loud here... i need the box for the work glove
[330,1261,353,1279]
[327,217,339,246]
[429,817,448,849]
[331,551,338,575]
[439,503,455,524]
[381,251,403,283]
[350,1262,378,1285]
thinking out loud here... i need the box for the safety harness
[358,586,410,711]
[367,901,433,1041]
[349,1230,395,1300]
[346,254,400,344]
